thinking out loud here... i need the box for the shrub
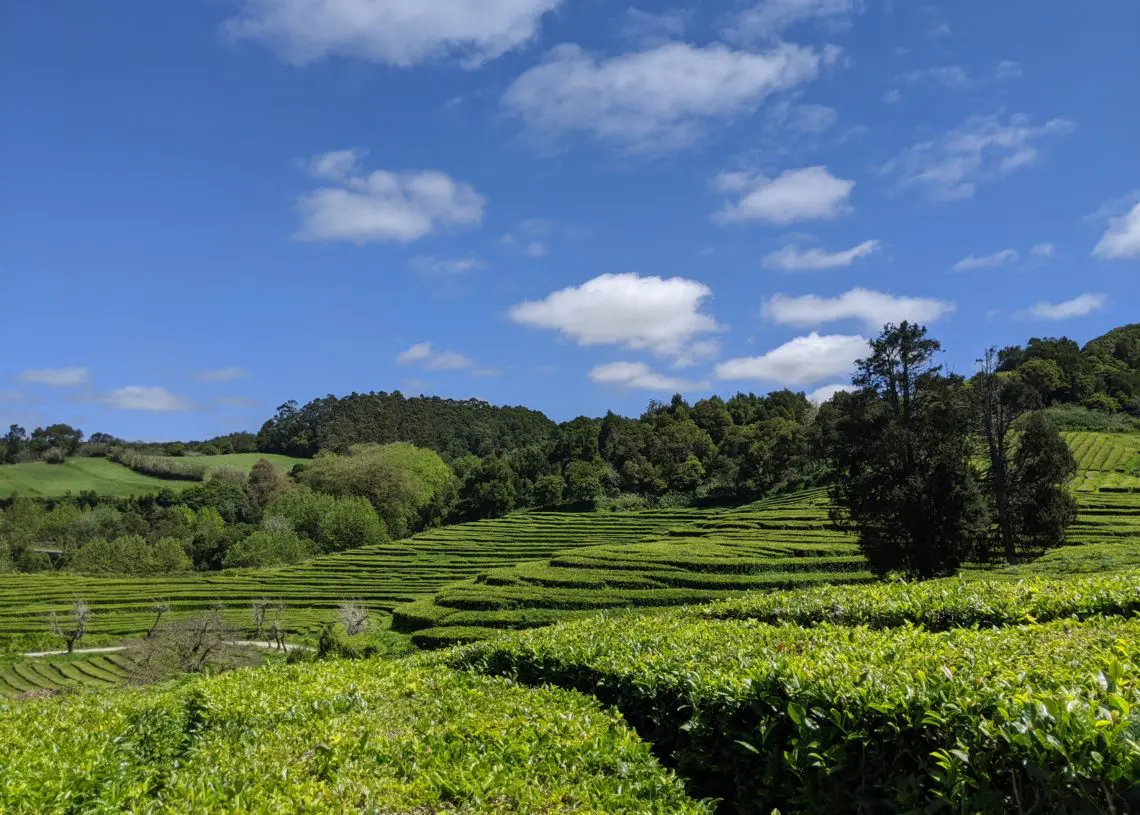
[459,612,1140,814]
[222,528,312,569]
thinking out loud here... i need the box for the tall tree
[972,348,1037,561]
[3,424,26,464]
[1007,412,1078,554]
[830,323,988,578]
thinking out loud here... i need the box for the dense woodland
[1,323,1137,578]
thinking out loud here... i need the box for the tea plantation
[0,507,715,666]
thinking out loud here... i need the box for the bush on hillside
[299,442,455,538]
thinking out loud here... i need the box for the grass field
[0,453,307,498]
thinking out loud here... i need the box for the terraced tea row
[1066,431,1140,492]
[456,589,1140,814]
[0,651,134,697]
[396,490,875,647]
[0,507,716,652]
[0,655,706,814]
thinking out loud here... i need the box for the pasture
[0,453,306,498]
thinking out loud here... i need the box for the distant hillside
[255,392,557,459]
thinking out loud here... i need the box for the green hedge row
[0,657,708,813]
[457,613,1140,814]
[701,570,1140,629]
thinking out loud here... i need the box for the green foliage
[533,472,565,507]
[831,323,988,578]
[316,495,387,552]
[0,658,707,814]
[457,455,517,519]
[299,442,455,538]
[703,569,1140,628]
[222,526,312,569]
[69,534,191,575]
[458,611,1140,814]
[1006,412,1077,552]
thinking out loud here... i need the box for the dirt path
[23,641,313,658]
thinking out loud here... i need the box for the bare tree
[50,599,90,654]
[268,603,287,651]
[146,600,170,640]
[252,598,269,643]
[130,608,258,684]
[338,602,370,636]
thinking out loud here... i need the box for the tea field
[395,489,875,647]
[0,507,717,668]
[5,570,1140,813]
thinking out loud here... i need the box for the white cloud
[295,150,484,243]
[0,390,35,404]
[882,88,902,104]
[763,239,879,271]
[589,361,696,391]
[716,332,867,385]
[723,0,863,42]
[769,101,837,133]
[99,386,194,412]
[191,366,247,382]
[763,287,954,329]
[1093,203,1140,260]
[882,113,1075,201]
[19,367,89,387]
[524,241,547,258]
[952,248,1018,271]
[713,165,854,225]
[395,342,475,371]
[809,382,855,404]
[672,339,722,369]
[1031,243,1055,258]
[410,255,485,275]
[509,272,720,360]
[1025,293,1106,320]
[502,41,822,152]
[899,65,971,89]
[622,8,687,45]
[995,60,1023,80]
[224,0,563,67]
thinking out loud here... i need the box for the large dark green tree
[830,323,988,578]
[1006,412,1077,554]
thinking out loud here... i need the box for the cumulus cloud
[395,342,474,371]
[1025,293,1106,320]
[882,113,1075,201]
[622,8,687,45]
[191,366,247,382]
[808,382,856,404]
[763,288,955,329]
[1031,243,1056,258]
[722,0,863,42]
[19,367,90,387]
[295,149,484,243]
[713,165,854,225]
[509,273,720,361]
[952,249,1018,271]
[763,239,879,271]
[502,41,821,152]
[224,0,563,67]
[589,361,697,391]
[1093,203,1140,260]
[768,101,837,133]
[716,332,867,385]
[98,387,194,412]
[409,255,486,275]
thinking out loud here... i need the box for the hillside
[0,453,306,498]
[0,506,716,665]
[395,430,1140,646]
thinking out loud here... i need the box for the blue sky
[2,0,1138,441]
